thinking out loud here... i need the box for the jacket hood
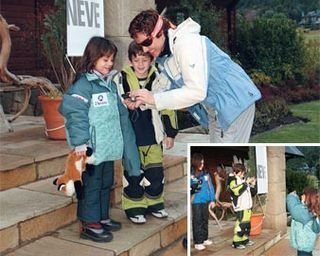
[122,65,156,79]
[122,65,157,90]
[86,69,118,82]
[168,18,201,50]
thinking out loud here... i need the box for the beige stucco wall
[104,0,156,69]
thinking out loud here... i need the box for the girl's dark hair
[191,153,204,170]
[128,41,153,61]
[233,163,246,174]
[303,187,319,217]
[77,36,117,74]
[128,9,172,39]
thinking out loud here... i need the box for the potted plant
[38,0,75,140]
[250,194,266,236]
[246,148,266,236]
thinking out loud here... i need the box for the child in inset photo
[191,153,216,251]
[227,163,257,249]
[287,187,320,256]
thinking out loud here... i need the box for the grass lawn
[250,100,320,143]
[304,30,320,44]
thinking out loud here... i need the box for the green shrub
[250,70,272,86]
[254,97,290,128]
[236,13,307,84]
[286,170,319,195]
[286,170,309,195]
[303,37,320,85]
[315,163,320,180]
[165,0,225,50]
[41,0,75,93]
[306,175,319,189]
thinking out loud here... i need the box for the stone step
[0,126,187,191]
[264,236,296,256]
[1,177,187,256]
[0,127,70,191]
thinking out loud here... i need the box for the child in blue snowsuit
[191,153,215,251]
[59,37,140,243]
[287,188,320,256]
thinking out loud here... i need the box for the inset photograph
[189,145,320,256]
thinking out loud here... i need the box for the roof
[285,146,304,159]
[211,0,239,8]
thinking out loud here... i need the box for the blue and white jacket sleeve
[286,191,314,225]
[117,94,141,177]
[58,78,91,147]
[154,33,207,111]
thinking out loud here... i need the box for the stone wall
[264,146,287,235]
[104,0,156,69]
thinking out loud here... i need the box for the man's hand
[131,89,156,107]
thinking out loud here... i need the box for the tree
[235,13,306,84]
[237,0,320,22]
[41,0,75,94]
[298,146,320,179]
[287,146,320,179]
[164,0,225,50]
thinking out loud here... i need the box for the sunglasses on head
[137,15,163,47]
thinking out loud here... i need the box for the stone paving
[190,221,320,256]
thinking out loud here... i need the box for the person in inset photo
[191,153,216,251]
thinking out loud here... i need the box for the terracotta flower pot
[250,213,264,236]
[38,95,66,140]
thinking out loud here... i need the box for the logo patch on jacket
[92,93,109,107]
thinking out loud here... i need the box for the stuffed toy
[53,147,95,199]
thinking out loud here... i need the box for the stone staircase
[0,125,187,256]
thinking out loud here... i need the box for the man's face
[134,32,165,58]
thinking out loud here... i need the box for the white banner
[67,0,104,56]
[255,146,268,194]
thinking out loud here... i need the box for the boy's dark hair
[233,163,246,174]
[77,36,117,74]
[128,41,153,61]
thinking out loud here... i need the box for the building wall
[191,146,249,174]
[104,0,156,69]
[2,0,236,78]
[2,0,55,80]
[264,146,287,235]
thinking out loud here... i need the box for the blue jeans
[77,161,114,222]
